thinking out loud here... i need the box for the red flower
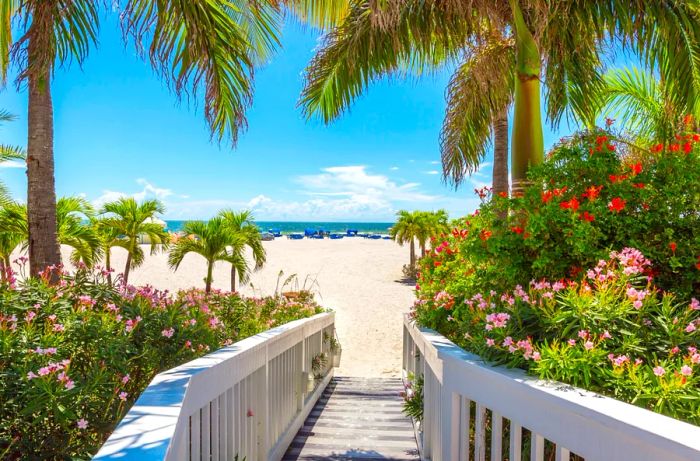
[553,186,568,196]
[579,211,595,222]
[669,242,677,253]
[581,185,602,201]
[606,143,616,152]
[632,183,645,189]
[630,162,643,175]
[595,135,608,145]
[609,174,628,183]
[510,226,524,234]
[670,143,680,152]
[684,114,694,125]
[433,261,441,267]
[694,134,700,142]
[651,143,664,153]
[541,190,554,203]
[608,197,626,213]
[498,191,508,198]
[684,142,693,154]
[479,230,492,241]
[642,203,650,210]
[559,197,580,211]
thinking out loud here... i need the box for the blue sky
[0,15,568,222]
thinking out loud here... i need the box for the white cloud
[430,160,440,165]
[92,179,181,209]
[390,166,399,171]
[0,160,24,169]
[424,170,439,175]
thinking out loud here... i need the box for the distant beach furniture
[368,234,381,240]
[310,234,324,239]
[304,228,317,237]
[382,236,391,240]
[346,229,358,236]
[329,233,344,239]
[287,233,304,240]
[269,228,282,237]
[260,232,275,241]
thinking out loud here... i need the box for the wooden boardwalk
[283,377,420,461]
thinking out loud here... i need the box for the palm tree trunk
[106,248,113,285]
[409,238,416,268]
[230,265,237,292]
[26,48,61,279]
[205,261,214,293]
[0,257,6,282]
[510,0,544,194]
[492,111,510,196]
[123,241,133,285]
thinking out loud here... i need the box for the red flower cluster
[559,197,580,211]
[608,197,626,213]
[581,185,603,202]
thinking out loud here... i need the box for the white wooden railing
[95,312,336,461]
[403,315,700,461]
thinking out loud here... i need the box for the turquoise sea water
[164,221,392,234]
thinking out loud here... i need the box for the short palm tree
[300,1,700,192]
[218,209,266,292]
[100,198,169,284]
[0,110,25,206]
[416,210,450,256]
[0,197,100,272]
[390,211,424,269]
[1,1,349,277]
[168,218,237,294]
[91,217,127,285]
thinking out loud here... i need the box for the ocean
[164,221,393,235]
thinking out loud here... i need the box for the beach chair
[346,229,358,237]
[329,233,344,239]
[269,228,282,237]
[288,233,304,240]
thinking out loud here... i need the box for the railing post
[263,342,270,461]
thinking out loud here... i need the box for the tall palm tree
[218,209,266,292]
[390,210,423,269]
[100,198,169,285]
[300,0,700,193]
[0,202,26,281]
[168,218,236,294]
[0,110,25,206]
[0,1,349,278]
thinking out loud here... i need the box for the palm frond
[440,36,514,186]
[0,0,18,84]
[285,0,351,30]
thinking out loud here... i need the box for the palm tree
[415,210,450,256]
[218,209,266,292]
[0,197,100,274]
[0,110,25,206]
[299,1,700,193]
[0,1,349,278]
[595,66,689,142]
[91,218,126,285]
[100,198,169,285]
[168,218,237,294]
[390,211,423,269]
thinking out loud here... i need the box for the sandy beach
[51,238,415,377]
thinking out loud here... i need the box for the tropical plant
[100,198,169,284]
[0,197,99,271]
[0,110,24,206]
[218,209,266,292]
[0,1,349,278]
[596,66,692,142]
[299,1,700,193]
[390,210,423,269]
[416,210,450,256]
[168,218,236,293]
[91,218,125,285]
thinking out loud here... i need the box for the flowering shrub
[414,131,700,424]
[0,265,324,459]
[420,130,700,302]
[416,248,699,423]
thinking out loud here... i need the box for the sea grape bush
[415,131,700,424]
[0,264,324,459]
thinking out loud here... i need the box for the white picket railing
[95,312,336,461]
[403,315,700,461]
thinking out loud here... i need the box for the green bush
[0,265,324,459]
[414,131,700,424]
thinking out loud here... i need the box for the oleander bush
[414,130,700,424]
[0,264,324,459]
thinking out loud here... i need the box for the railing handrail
[404,314,700,461]
[95,312,335,460]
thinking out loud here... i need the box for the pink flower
[578,330,589,339]
[567,339,576,346]
[502,337,513,347]
[691,354,700,364]
[77,419,88,430]
[119,391,128,401]
[584,341,594,350]
[38,367,50,376]
[680,365,693,377]
[122,374,130,384]
[653,366,665,377]
[532,351,541,361]
[686,323,696,333]
[485,338,495,347]
[601,330,612,340]
[690,298,700,310]
[53,323,65,332]
[27,371,38,380]
[25,311,36,323]
[671,346,680,355]
[161,327,175,338]
[65,380,75,390]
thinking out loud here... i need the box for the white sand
[50,238,415,377]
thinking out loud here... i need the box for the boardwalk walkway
[283,377,420,461]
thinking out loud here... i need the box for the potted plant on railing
[401,372,424,432]
[324,331,342,367]
[304,352,328,393]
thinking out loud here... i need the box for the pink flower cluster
[485,312,510,330]
[27,359,74,390]
[610,247,651,276]
[626,287,649,309]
